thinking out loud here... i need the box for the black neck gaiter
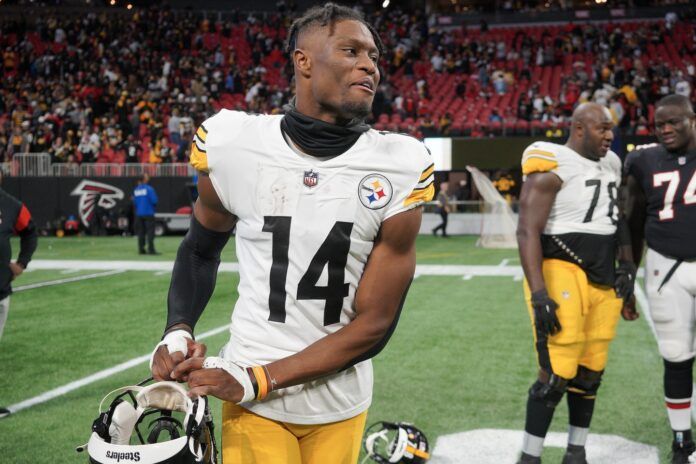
[280,103,370,157]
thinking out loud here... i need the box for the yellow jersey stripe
[406,445,430,459]
[419,164,435,181]
[523,153,556,163]
[189,142,209,172]
[525,149,555,159]
[522,156,558,175]
[404,181,434,206]
[196,126,207,143]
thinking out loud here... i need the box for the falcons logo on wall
[70,180,125,227]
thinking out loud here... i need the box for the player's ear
[293,49,312,79]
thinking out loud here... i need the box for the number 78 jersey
[522,141,622,285]
[190,110,434,424]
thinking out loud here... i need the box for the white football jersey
[190,110,434,424]
[522,141,622,236]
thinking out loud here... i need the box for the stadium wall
[432,135,657,170]
[3,177,194,229]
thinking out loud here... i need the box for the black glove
[614,260,637,301]
[531,289,561,336]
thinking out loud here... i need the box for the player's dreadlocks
[285,3,385,56]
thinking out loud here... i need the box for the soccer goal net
[466,165,518,249]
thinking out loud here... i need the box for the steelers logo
[358,174,393,210]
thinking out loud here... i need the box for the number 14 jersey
[190,110,434,424]
[522,141,622,286]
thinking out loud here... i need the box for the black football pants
[135,215,156,253]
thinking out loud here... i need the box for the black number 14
[263,216,353,326]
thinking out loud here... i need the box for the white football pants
[645,248,696,362]
[0,297,10,341]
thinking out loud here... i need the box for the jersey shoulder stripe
[404,182,434,206]
[376,132,435,217]
[420,163,435,182]
[188,111,253,173]
[521,142,561,175]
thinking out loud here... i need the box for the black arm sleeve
[17,220,38,268]
[339,280,412,371]
[615,217,631,249]
[165,216,231,333]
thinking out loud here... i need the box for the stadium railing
[3,154,195,177]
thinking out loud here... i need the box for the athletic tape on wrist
[202,357,255,403]
[149,330,192,369]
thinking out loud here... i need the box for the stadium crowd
[1,5,695,163]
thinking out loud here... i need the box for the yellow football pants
[524,259,623,379]
[222,402,367,464]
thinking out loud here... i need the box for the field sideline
[0,236,672,463]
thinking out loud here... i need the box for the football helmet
[363,421,430,463]
[78,378,217,464]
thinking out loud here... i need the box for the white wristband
[149,330,193,369]
[202,356,255,404]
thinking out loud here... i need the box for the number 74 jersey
[522,141,622,285]
[190,110,434,424]
[624,144,696,260]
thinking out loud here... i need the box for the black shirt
[0,188,38,299]
[625,144,696,260]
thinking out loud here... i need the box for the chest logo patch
[303,170,319,188]
[358,174,393,210]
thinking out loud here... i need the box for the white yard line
[14,270,127,292]
[29,260,239,272]
[28,260,528,276]
[2,324,231,417]
[3,260,650,418]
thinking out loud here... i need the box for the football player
[516,103,637,464]
[624,94,696,464]
[149,4,434,464]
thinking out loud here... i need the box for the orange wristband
[252,366,268,400]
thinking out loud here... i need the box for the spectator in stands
[0,170,38,419]
[431,50,444,73]
[440,112,453,135]
[168,108,183,148]
[121,135,143,164]
[132,173,158,255]
[1,5,696,146]
[493,71,507,95]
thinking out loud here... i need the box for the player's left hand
[171,356,252,404]
[614,260,637,301]
[621,294,640,321]
[9,262,24,280]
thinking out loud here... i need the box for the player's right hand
[621,294,640,321]
[531,289,562,336]
[150,331,207,381]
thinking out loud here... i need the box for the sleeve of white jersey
[188,110,247,215]
[521,142,570,182]
[383,139,435,221]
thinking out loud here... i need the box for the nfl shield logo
[304,170,319,188]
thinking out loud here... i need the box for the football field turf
[0,235,670,463]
